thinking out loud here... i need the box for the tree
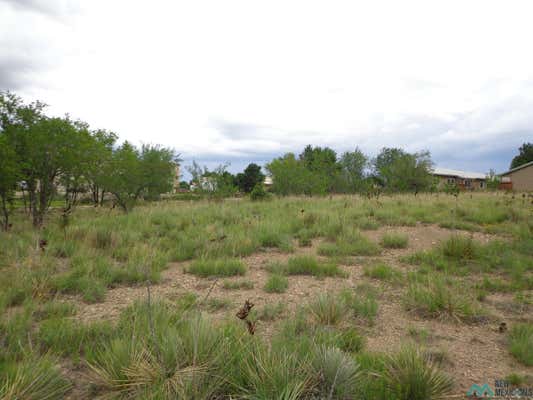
[266,152,325,196]
[299,145,340,192]
[85,129,117,206]
[103,142,176,212]
[373,147,433,192]
[510,142,533,169]
[337,148,368,193]
[235,163,265,193]
[0,134,19,230]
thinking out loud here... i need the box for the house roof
[431,167,486,180]
[499,160,533,176]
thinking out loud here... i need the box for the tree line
[0,92,178,229]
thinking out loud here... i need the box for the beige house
[431,167,487,190]
[499,161,533,191]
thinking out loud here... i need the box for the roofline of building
[499,160,533,176]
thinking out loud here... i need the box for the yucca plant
[236,343,312,400]
[0,356,71,400]
[382,346,453,400]
[311,345,362,399]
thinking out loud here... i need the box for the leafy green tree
[510,142,533,169]
[266,153,324,195]
[235,163,265,193]
[85,129,117,206]
[337,148,368,193]
[103,142,176,211]
[0,134,19,230]
[374,147,433,192]
[299,145,340,192]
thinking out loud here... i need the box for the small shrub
[381,232,409,249]
[508,323,533,366]
[383,347,454,400]
[186,258,246,277]
[264,274,289,293]
[250,184,268,201]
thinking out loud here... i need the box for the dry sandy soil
[63,224,533,397]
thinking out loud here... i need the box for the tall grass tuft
[383,346,454,400]
[264,274,289,293]
[508,323,533,366]
[0,356,71,400]
[381,232,409,249]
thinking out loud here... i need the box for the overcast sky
[1,0,532,176]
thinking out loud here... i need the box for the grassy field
[0,192,532,399]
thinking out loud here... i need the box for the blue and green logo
[467,383,494,397]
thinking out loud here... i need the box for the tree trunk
[1,195,9,231]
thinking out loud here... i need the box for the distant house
[431,167,487,190]
[264,176,273,187]
[499,161,533,191]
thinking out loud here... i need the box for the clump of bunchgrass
[0,355,71,400]
[264,274,289,293]
[363,263,404,284]
[381,232,409,249]
[440,235,478,260]
[186,258,247,277]
[340,284,379,323]
[308,293,347,326]
[403,276,485,323]
[382,346,454,400]
[508,323,533,366]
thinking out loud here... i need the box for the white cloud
[1,0,532,174]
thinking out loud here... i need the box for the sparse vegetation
[0,192,531,398]
[264,274,289,293]
[381,232,409,248]
[508,323,533,366]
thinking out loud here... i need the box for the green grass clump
[364,263,403,284]
[340,285,379,323]
[381,232,409,249]
[308,293,346,325]
[383,346,454,400]
[186,258,247,277]
[264,274,289,293]
[318,232,381,257]
[440,235,478,260]
[39,318,114,357]
[0,356,71,400]
[253,302,286,321]
[403,276,485,323]
[222,279,254,290]
[508,323,533,366]
[268,256,345,278]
